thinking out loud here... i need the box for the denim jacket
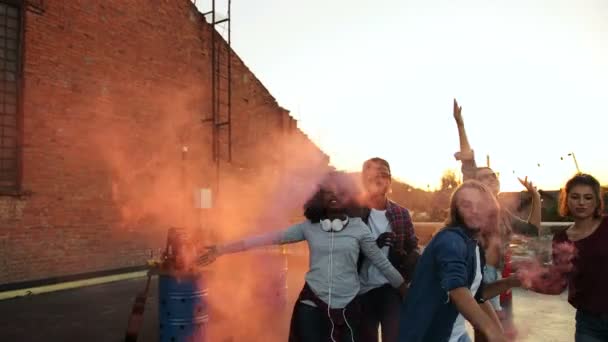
[398,225,486,342]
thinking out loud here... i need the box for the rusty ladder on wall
[201,0,232,163]
[199,0,232,204]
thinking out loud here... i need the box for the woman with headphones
[200,171,406,342]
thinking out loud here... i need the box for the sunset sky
[196,0,608,192]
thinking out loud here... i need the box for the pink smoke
[514,242,576,295]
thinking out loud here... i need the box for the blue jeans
[575,310,608,342]
[456,333,472,342]
[483,265,502,312]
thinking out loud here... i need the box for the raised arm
[517,176,542,233]
[454,99,472,154]
[199,222,306,265]
[453,99,477,181]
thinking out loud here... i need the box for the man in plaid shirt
[357,157,420,342]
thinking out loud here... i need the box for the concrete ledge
[0,265,149,292]
[0,270,148,301]
[0,222,573,301]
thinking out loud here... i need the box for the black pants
[358,285,401,342]
[293,302,357,342]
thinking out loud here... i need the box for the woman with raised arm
[452,99,541,330]
[200,171,406,342]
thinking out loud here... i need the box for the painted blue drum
[158,273,208,342]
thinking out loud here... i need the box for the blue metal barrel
[158,273,208,342]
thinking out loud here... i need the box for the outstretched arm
[516,238,573,295]
[481,276,521,300]
[199,222,306,265]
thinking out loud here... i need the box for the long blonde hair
[445,180,500,237]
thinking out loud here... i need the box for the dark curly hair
[559,173,604,218]
[303,171,362,223]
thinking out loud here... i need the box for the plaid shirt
[360,200,420,282]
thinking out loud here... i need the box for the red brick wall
[0,0,328,285]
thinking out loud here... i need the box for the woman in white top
[200,171,406,342]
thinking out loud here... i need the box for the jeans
[483,265,502,311]
[293,302,357,342]
[358,285,401,342]
[575,310,608,342]
[454,333,472,342]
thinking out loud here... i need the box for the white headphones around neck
[320,217,349,232]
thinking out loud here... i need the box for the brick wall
[0,0,328,285]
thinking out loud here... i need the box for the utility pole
[570,153,581,173]
[561,152,581,173]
